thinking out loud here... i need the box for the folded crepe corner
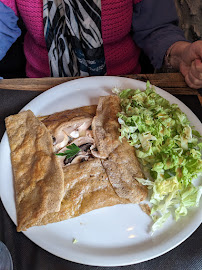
[92,95,121,158]
[38,158,129,226]
[5,110,64,231]
[101,139,147,204]
[6,97,148,232]
[92,96,147,203]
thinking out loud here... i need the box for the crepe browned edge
[92,95,147,203]
[101,138,148,204]
[38,159,129,226]
[40,105,97,136]
[5,110,64,232]
[91,95,121,158]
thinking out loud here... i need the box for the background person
[0,0,202,89]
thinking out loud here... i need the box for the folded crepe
[41,105,97,154]
[38,159,129,226]
[101,139,147,203]
[6,97,148,231]
[91,95,121,158]
[41,105,97,138]
[37,97,147,226]
[37,104,129,226]
[92,95,147,203]
[5,110,64,231]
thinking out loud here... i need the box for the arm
[0,1,21,61]
[132,0,202,89]
[165,40,202,89]
[132,0,186,69]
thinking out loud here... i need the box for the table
[0,73,201,270]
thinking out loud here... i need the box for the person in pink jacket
[0,0,202,89]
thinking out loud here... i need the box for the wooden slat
[0,73,192,92]
[155,88,197,95]
[0,73,201,105]
[123,73,187,87]
[0,77,79,91]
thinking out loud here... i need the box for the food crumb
[80,222,86,225]
[139,203,151,216]
[72,238,78,244]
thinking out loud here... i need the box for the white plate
[0,76,201,266]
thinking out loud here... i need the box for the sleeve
[0,1,21,61]
[132,0,187,69]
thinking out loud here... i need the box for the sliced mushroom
[71,136,94,147]
[91,147,102,158]
[85,129,93,138]
[69,130,79,138]
[57,144,94,166]
[58,151,82,166]
[52,136,56,145]
[77,120,92,136]
[63,150,91,166]
[64,155,77,165]
[53,117,93,150]
[70,154,90,164]
[53,132,71,152]
[54,117,96,166]
[79,143,92,152]
[61,118,92,138]
[56,145,81,166]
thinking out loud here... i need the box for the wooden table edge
[0,73,201,105]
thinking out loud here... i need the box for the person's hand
[179,40,202,89]
[167,40,202,89]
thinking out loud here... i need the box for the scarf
[43,0,106,77]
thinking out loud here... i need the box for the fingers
[184,59,202,89]
[185,75,200,89]
[192,40,202,60]
[191,59,202,78]
[179,40,202,89]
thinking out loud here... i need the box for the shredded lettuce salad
[113,81,202,232]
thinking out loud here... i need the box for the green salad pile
[113,82,202,232]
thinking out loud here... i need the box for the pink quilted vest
[2,0,142,77]
[102,0,142,75]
